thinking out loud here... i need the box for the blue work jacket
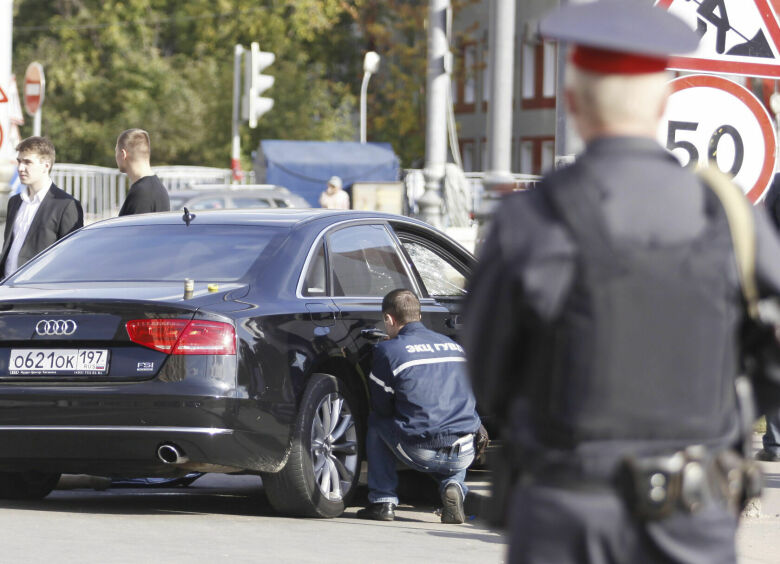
[369,321,481,448]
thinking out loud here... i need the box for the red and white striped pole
[231,44,245,183]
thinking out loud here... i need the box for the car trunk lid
[0,283,242,381]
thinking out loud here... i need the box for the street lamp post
[360,51,381,144]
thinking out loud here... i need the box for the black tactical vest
[529,168,742,449]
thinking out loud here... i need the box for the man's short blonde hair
[16,136,55,167]
[565,66,670,133]
[117,128,151,160]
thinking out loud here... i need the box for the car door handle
[360,328,387,341]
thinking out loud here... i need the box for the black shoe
[757,449,780,462]
[441,483,465,524]
[356,502,396,521]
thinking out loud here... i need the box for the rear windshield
[9,224,287,284]
[168,195,188,209]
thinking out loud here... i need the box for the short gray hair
[565,65,670,133]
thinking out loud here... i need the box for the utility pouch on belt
[619,446,763,521]
[619,451,685,520]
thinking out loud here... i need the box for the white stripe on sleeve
[392,356,466,376]
[369,372,395,394]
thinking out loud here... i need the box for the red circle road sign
[23,62,45,116]
[659,74,776,203]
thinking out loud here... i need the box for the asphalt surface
[0,435,776,563]
[1,472,504,564]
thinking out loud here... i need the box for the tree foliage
[12,0,477,169]
[12,0,361,168]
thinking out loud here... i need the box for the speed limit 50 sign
[658,74,776,203]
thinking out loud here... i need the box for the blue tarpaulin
[259,140,400,207]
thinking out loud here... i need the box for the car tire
[0,471,61,500]
[263,373,362,518]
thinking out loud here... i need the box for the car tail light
[126,319,236,355]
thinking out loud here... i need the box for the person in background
[1,136,83,278]
[116,128,170,216]
[319,175,350,209]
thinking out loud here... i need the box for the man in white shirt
[1,137,83,278]
[318,176,350,209]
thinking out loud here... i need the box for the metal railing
[51,164,126,223]
[50,164,256,222]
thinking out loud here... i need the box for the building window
[460,139,475,172]
[455,42,478,113]
[522,39,556,109]
[520,136,555,175]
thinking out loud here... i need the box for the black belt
[528,446,762,520]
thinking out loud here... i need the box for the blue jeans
[366,412,474,505]
[763,409,780,456]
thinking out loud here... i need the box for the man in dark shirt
[356,289,481,523]
[115,129,170,216]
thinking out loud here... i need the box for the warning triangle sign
[0,85,7,104]
[656,0,780,78]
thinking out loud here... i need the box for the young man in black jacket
[357,289,481,523]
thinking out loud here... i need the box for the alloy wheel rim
[310,392,358,501]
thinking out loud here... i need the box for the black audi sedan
[0,209,473,517]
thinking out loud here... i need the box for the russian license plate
[8,349,109,375]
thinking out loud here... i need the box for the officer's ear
[383,312,396,328]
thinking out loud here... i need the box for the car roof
[81,210,474,258]
[84,208,423,229]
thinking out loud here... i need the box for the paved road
[0,474,505,564]
[0,456,777,564]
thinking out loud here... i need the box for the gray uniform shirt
[465,136,780,474]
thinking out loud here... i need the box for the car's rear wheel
[263,373,362,517]
[0,471,61,500]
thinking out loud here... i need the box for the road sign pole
[23,62,45,135]
[231,44,244,184]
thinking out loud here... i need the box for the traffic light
[243,42,275,128]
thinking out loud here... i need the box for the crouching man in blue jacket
[356,289,481,523]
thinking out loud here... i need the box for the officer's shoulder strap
[697,164,758,319]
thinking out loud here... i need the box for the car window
[232,197,272,208]
[190,198,226,210]
[401,240,467,297]
[274,199,290,208]
[302,241,327,297]
[327,225,414,297]
[11,225,286,283]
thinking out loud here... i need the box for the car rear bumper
[0,389,295,476]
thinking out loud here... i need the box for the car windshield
[9,224,287,284]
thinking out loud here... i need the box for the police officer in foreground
[356,289,481,523]
[464,1,780,562]
[759,174,780,462]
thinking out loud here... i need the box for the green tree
[346,0,479,168]
[12,0,479,171]
[12,0,360,168]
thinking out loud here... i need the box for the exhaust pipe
[157,443,189,464]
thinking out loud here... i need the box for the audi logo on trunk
[35,320,78,336]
